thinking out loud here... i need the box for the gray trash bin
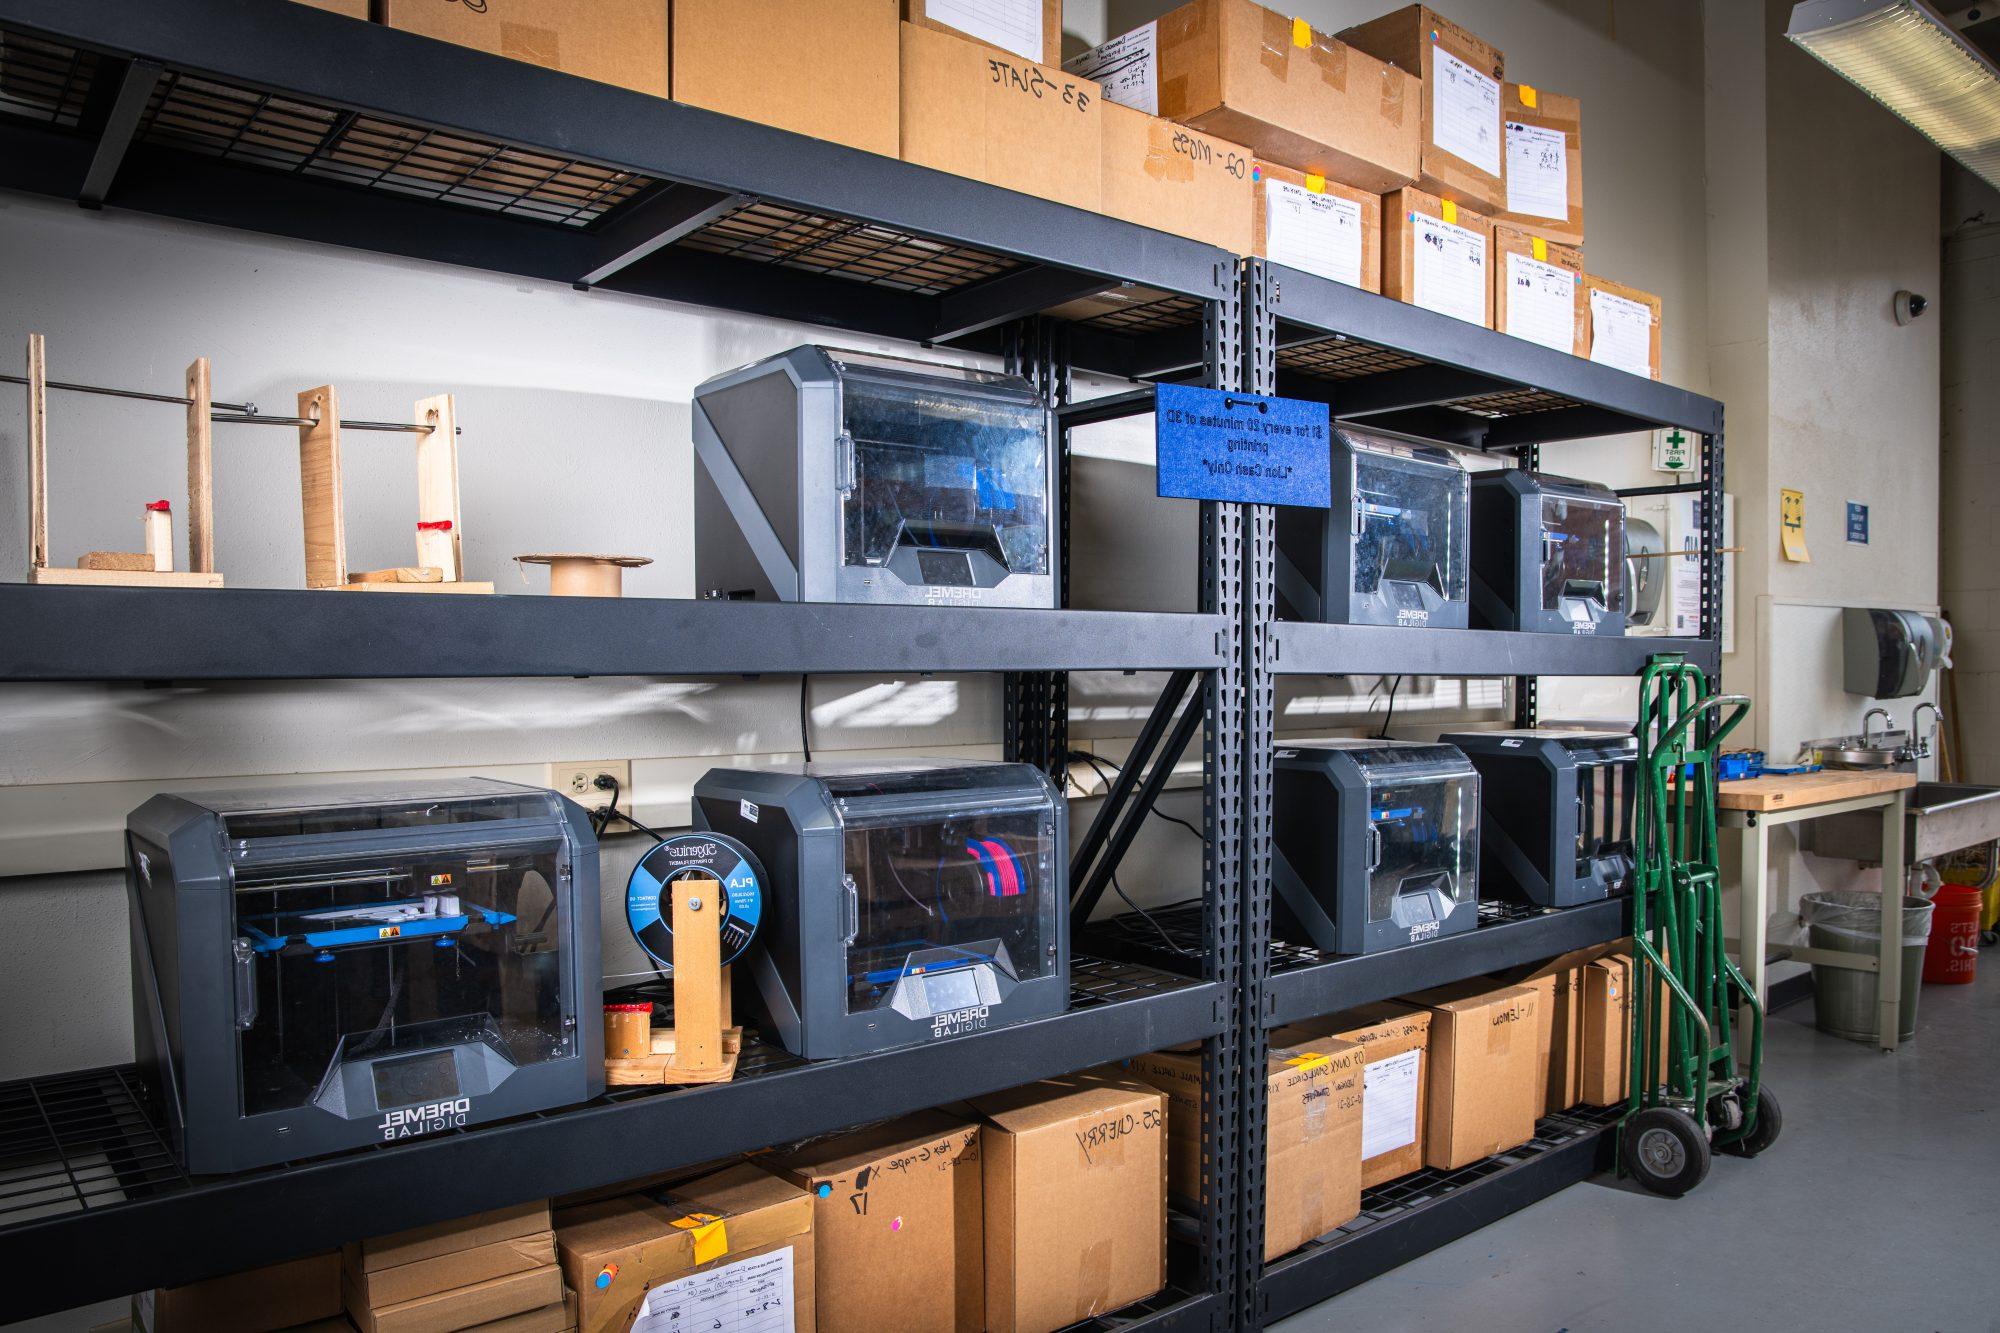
[1799,890,1933,1044]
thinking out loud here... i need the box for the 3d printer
[1276,429,1471,627]
[1272,741,1480,955]
[1443,730,1637,907]
[693,345,1057,607]
[127,780,601,1174]
[1470,470,1629,636]
[691,760,1067,1058]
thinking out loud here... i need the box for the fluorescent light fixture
[1788,0,2000,187]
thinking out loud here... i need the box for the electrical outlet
[548,760,631,812]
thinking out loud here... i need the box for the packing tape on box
[670,1212,729,1266]
[500,22,559,67]
[1078,1239,1115,1316]
[1382,65,1408,124]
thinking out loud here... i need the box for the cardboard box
[902,22,1103,211]
[378,1,669,98]
[1400,980,1540,1169]
[1252,161,1380,292]
[344,1264,562,1333]
[1340,5,1505,213]
[345,1232,557,1310]
[1496,943,1618,1114]
[350,1204,554,1278]
[767,1111,983,1333]
[1382,186,1493,327]
[1273,1002,1431,1188]
[1581,953,1632,1105]
[903,0,1061,65]
[1584,274,1663,380]
[1068,0,1418,194]
[1494,83,1583,247]
[1100,103,1255,254]
[555,1163,814,1333]
[676,0,899,156]
[968,1074,1167,1333]
[1492,225,1584,355]
[1508,972,1561,1114]
[291,0,370,17]
[134,1252,343,1333]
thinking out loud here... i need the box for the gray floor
[1274,969,2000,1333]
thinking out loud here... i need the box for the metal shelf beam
[1270,624,1721,679]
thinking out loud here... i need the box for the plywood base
[604,1026,745,1086]
[78,551,157,572]
[337,580,495,594]
[350,566,442,584]
[29,567,224,588]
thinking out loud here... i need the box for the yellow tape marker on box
[1304,172,1326,193]
[671,1213,730,1267]
[1284,1052,1331,1072]
[1441,200,1458,225]
[1292,16,1311,47]
[1532,236,1548,262]
[1521,84,1539,109]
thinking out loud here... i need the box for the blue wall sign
[1846,501,1869,545]
[1155,384,1332,508]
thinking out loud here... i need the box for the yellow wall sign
[1780,488,1809,563]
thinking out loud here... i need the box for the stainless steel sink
[1802,781,2000,864]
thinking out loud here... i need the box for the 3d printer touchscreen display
[372,1049,459,1108]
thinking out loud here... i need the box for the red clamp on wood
[416,519,453,531]
[146,500,172,512]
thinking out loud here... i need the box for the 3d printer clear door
[1540,490,1628,614]
[1363,776,1477,927]
[1350,447,1469,602]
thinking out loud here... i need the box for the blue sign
[1846,501,1869,545]
[1155,384,1332,508]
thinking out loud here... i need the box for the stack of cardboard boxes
[344,1202,568,1333]
[290,0,1664,379]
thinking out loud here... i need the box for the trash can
[1800,890,1933,1045]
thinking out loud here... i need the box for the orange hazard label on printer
[378,926,402,939]
[430,873,452,886]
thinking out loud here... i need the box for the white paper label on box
[740,800,759,824]
[1505,120,1569,220]
[1410,212,1487,326]
[1590,288,1654,377]
[1064,22,1158,114]
[1264,180,1364,289]
[1431,48,1501,178]
[1361,1049,1421,1159]
[1504,252,1576,352]
[925,0,1046,64]
[630,1245,795,1333]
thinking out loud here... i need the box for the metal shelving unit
[0,3,1248,1326]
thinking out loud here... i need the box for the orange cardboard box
[1493,225,1584,355]
[1495,82,1584,247]
[1340,5,1505,213]
[1382,186,1493,327]
[1252,161,1381,292]
[379,0,669,97]
[903,0,1061,65]
[676,0,899,156]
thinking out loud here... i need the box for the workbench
[1720,769,1916,1051]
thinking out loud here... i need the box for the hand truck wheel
[1621,1106,1711,1197]
[1720,1085,1782,1159]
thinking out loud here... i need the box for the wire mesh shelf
[1265,897,1595,976]
[0,1065,189,1230]
[0,28,95,128]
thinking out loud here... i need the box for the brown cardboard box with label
[379,1,669,98]
[345,1230,557,1310]
[1492,225,1584,355]
[1583,275,1663,380]
[902,22,1104,211]
[1069,0,1417,193]
[555,1163,814,1333]
[1252,161,1381,292]
[903,0,1061,65]
[767,1110,983,1333]
[1101,103,1254,253]
[1340,5,1505,213]
[1383,187,1493,327]
[1495,83,1583,247]
[1400,979,1541,1169]
[676,0,899,156]
[1496,944,1617,1114]
[345,1264,564,1333]
[1582,952,1668,1104]
[1273,1002,1432,1188]
[134,1252,343,1333]
[1127,1039,1362,1264]
[967,1074,1167,1333]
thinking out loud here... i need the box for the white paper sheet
[1410,212,1487,326]
[1264,180,1364,289]
[1431,48,1501,178]
[1505,120,1568,220]
[924,0,1046,64]
[1589,288,1654,377]
[630,1245,795,1333]
[1503,252,1576,352]
[1064,22,1157,114]
[1361,1049,1421,1160]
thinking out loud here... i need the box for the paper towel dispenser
[1843,608,1951,699]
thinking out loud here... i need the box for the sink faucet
[1910,701,1941,761]
[1862,707,1893,747]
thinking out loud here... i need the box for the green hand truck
[1621,654,1781,1196]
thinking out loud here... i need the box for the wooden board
[413,393,462,581]
[185,357,214,574]
[669,875,726,1074]
[1714,768,1916,812]
[79,551,157,572]
[298,385,345,588]
[349,566,442,583]
[29,567,225,588]
[341,580,494,594]
[26,334,46,571]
